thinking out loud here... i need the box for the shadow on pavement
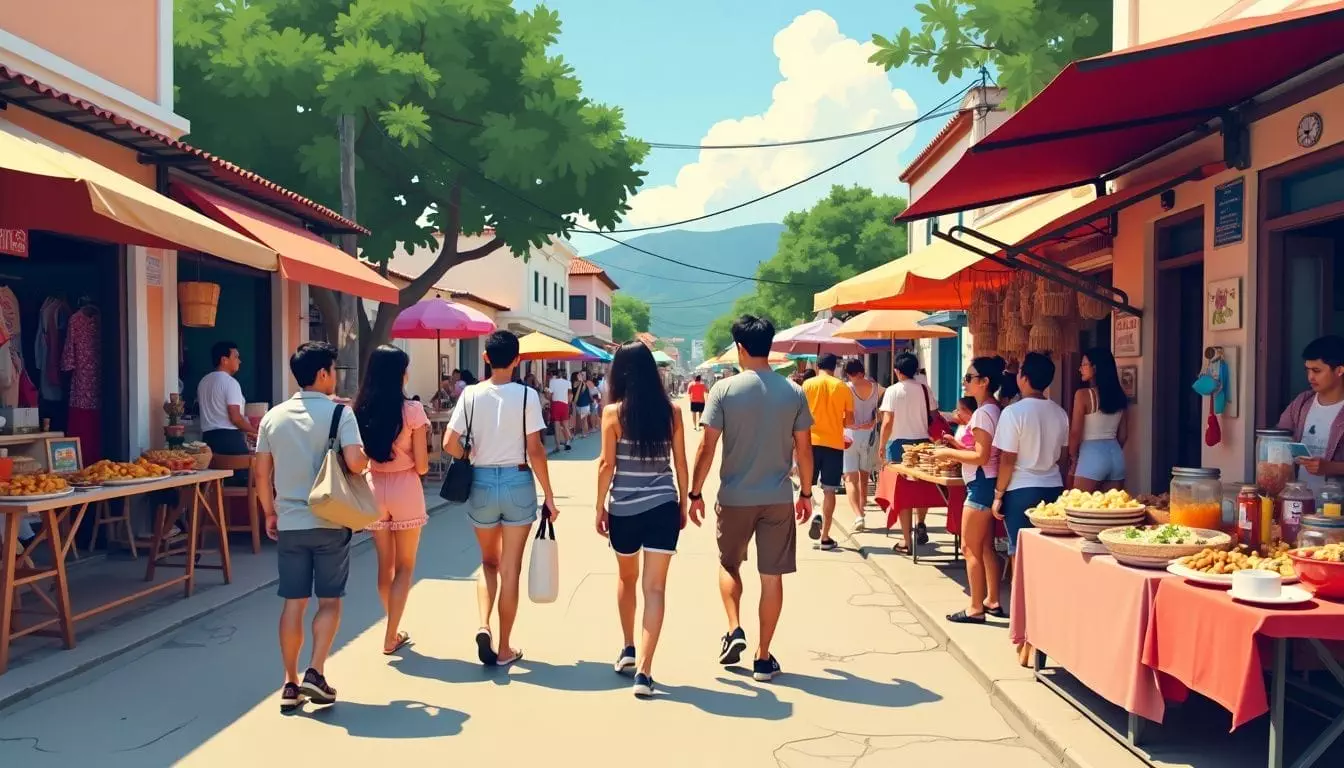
[303,699,469,739]
[653,677,792,720]
[726,666,941,708]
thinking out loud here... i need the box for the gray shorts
[277,528,352,600]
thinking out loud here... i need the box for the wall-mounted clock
[1298,112,1323,148]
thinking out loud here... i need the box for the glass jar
[1317,479,1344,518]
[1256,428,1295,497]
[1279,482,1314,546]
[1221,481,1246,533]
[1299,515,1344,548]
[1170,467,1223,530]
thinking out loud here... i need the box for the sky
[529,1,975,241]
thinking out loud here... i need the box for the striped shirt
[609,436,677,516]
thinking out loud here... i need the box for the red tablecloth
[874,466,966,531]
[1141,578,1344,729]
[1009,530,1173,723]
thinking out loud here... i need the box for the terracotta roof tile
[567,256,619,290]
[899,110,973,184]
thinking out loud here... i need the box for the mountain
[585,222,785,361]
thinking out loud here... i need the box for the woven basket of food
[1035,276,1073,318]
[1099,525,1232,569]
[1026,498,1073,535]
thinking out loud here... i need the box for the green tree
[174,0,647,359]
[869,0,1112,108]
[704,185,908,352]
[611,294,650,343]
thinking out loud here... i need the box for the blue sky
[529,1,974,236]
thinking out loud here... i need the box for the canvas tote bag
[309,404,379,530]
[528,508,559,604]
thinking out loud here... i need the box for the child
[954,396,977,426]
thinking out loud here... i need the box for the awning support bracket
[936,226,1142,317]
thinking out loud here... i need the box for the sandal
[496,648,524,666]
[947,610,986,624]
[383,630,411,655]
[983,604,1008,619]
[475,628,498,666]
[892,542,912,555]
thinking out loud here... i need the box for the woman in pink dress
[354,346,430,655]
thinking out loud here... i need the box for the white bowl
[1231,569,1282,601]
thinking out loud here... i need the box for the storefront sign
[0,229,28,258]
[146,254,163,286]
[1112,311,1142,357]
[1213,177,1245,247]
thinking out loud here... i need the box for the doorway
[1152,212,1205,491]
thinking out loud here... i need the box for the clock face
[1298,112,1323,148]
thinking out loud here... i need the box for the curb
[0,498,451,713]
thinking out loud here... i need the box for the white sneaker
[853,517,866,531]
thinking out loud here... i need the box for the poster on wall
[1207,277,1242,331]
[1112,311,1142,357]
[1213,177,1245,247]
[1118,366,1139,404]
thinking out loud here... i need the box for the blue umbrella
[569,337,613,362]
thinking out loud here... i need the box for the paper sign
[146,254,163,286]
[0,229,28,258]
[1112,311,1142,357]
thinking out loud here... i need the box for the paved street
[0,402,1055,767]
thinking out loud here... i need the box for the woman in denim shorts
[1066,348,1129,491]
[933,356,1007,624]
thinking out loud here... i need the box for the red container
[0,457,11,481]
[1288,550,1344,599]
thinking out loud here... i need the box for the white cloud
[622,11,919,228]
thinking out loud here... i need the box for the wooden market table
[874,464,966,564]
[0,469,233,673]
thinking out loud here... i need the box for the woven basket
[969,288,1001,333]
[1035,276,1073,318]
[179,281,220,328]
[1027,512,1074,536]
[1098,527,1231,562]
[972,328,998,357]
[1004,307,1029,355]
[1077,292,1111,320]
[1016,279,1036,325]
[190,449,214,471]
[1029,317,1062,352]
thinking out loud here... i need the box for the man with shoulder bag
[255,342,369,713]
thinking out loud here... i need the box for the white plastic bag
[528,510,559,604]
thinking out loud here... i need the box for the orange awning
[174,184,399,303]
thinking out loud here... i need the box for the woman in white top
[444,332,558,668]
[1066,348,1129,491]
[878,352,939,554]
[992,352,1070,562]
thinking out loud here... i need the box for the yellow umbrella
[516,331,584,361]
[711,345,792,367]
[834,310,957,341]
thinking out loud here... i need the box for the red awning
[899,2,1344,221]
[174,184,399,303]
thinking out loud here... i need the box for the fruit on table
[1059,488,1141,510]
[0,473,69,496]
[1179,542,1295,577]
[1300,543,1344,563]
[1029,499,1067,519]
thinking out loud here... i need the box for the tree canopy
[611,294,650,343]
[174,0,648,354]
[868,0,1112,108]
[703,185,907,353]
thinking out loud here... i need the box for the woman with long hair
[595,342,689,697]
[1067,347,1129,491]
[933,356,1007,623]
[354,345,431,655]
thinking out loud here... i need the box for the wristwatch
[688,491,702,501]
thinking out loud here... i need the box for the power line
[644,280,750,306]
[586,258,739,286]
[646,109,961,150]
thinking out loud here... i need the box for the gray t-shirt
[702,369,813,506]
[256,392,363,531]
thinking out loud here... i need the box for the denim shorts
[885,437,925,463]
[1075,439,1126,482]
[1002,485,1064,556]
[964,467,995,510]
[458,465,539,528]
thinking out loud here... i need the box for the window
[957,210,964,230]
[561,286,565,310]
[595,299,611,326]
[925,217,938,246]
[533,272,540,302]
[570,294,587,320]
[542,275,549,306]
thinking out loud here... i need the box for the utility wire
[586,258,739,285]
[644,280,750,306]
[646,109,961,149]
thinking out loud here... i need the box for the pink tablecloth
[1009,530,1173,723]
[874,466,966,531]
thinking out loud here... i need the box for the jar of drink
[1317,479,1344,518]
[1255,428,1295,497]
[1237,485,1262,549]
[1170,467,1223,530]
[1278,481,1314,546]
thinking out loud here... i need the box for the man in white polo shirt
[197,341,257,478]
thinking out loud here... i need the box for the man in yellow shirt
[803,354,854,550]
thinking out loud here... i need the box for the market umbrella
[569,337,613,363]
[834,309,957,362]
[711,345,792,367]
[390,297,496,375]
[652,350,674,367]
[517,331,586,361]
[771,317,865,356]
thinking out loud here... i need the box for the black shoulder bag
[439,394,474,502]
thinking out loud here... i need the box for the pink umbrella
[391,298,496,373]
[771,317,865,356]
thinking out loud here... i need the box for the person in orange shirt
[688,374,709,431]
[802,354,854,551]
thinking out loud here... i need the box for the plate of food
[1060,488,1148,517]
[71,459,172,487]
[0,473,73,501]
[1026,498,1073,535]
[1168,542,1297,586]
[1288,543,1344,599]
[1099,524,1231,568]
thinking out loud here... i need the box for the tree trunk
[334,113,360,397]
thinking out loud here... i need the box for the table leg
[58,503,90,562]
[1269,637,1287,768]
[207,480,232,583]
[41,509,76,649]
[184,490,200,598]
[1288,639,1344,768]
[145,503,167,582]
[1,514,19,674]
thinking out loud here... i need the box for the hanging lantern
[1029,317,1063,352]
[1077,291,1111,321]
[969,287,1001,335]
[972,325,998,357]
[1035,275,1073,318]
[179,281,220,328]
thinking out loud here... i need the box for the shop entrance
[1152,212,1206,491]
[179,256,273,423]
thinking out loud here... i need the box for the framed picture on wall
[1118,366,1139,404]
[439,355,453,379]
[45,437,83,474]
[1207,277,1242,331]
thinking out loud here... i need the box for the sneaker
[808,514,823,541]
[753,655,781,682]
[718,627,747,665]
[852,516,866,532]
[916,521,930,546]
[563,443,573,451]
[818,538,838,551]
[300,667,337,705]
[279,682,306,713]
[614,645,636,674]
[632,672,655,697]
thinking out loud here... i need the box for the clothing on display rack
[63,301,101,461]
[35,295,70,402]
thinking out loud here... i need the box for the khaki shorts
[716,502,797,575]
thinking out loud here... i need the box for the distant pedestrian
[443,331,557,666]
[688,374,708,430]
[689,315,813,682]
[586,376,603,433]
[354,345,431,656]
[572,371,594,437]
[595,342,689,697]
[548,368,573,450]
[255,341,368,713]
[803,354,853,551]
[842,359,884,531]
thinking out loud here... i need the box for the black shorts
[812,445,844,490]
[690,402,705,414]
[608,500,681,556]
[277,528,352,599]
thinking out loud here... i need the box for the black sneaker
[632,672,655,697]
[614,645,636,674]
[808,514,823,541]
[564,443,573,451]
[753,655,781,682]
[718,627,747,665]
[916,522,930,546]
[300,667,337,705]
[818,538,838,551]
[279,682,306,713]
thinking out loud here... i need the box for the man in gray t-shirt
[688,315,814,684]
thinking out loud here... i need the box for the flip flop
[496,648,524,666]
[892,542,912,555]
[475,628,498,666]
[947,610,986,624]
[383,630,411,655]
[983,604,1008,619]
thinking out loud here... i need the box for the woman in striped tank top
[596,342,689,697]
